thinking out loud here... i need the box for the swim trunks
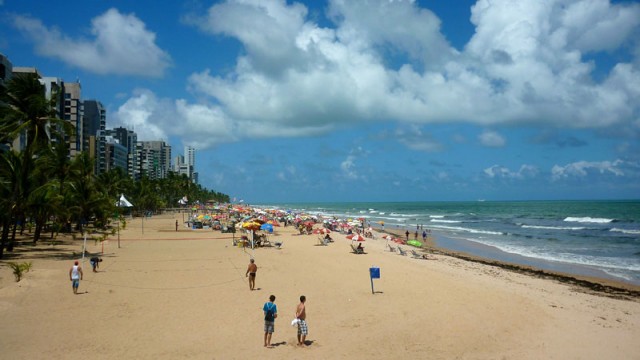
[297,319,308,335]
[264,321,275,333]
[249,272,256,278]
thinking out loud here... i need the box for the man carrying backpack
[263,294,278,348]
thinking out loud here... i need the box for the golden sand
[1,212,639,359]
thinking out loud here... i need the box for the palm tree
[68,152,101,233]
[0,73,70,154]
[0,150,26,257]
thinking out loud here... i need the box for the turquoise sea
[257,201,640,285]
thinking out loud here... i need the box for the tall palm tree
[68,152,101,233]
[0,73,70,154]
[0,150,26,257]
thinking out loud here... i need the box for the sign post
[369,266,380,294]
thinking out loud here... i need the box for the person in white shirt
[69,261,83,294]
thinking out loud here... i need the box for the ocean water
[258,201,640,285]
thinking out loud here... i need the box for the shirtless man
[295,295,308,346]
[246,258,257,290]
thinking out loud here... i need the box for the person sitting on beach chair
[350,243,364,254]
[261,236,272,247]
[317,236,329,246]
[324,233,333,242]
[411,249,429,259]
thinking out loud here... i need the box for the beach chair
[350,244,365,254]
[274,241,283,249]
[317,235,329,246]
[411,249,426,259]
[387,244,396,252]
[397,246,407,256]
[262,237,272,247]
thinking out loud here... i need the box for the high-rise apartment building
[106,127,139,180]
[83,100,106,173]
[62,82,83,158]
[10,67,42,152]
[104,135,128,173]
[173,154,190,178]
[137,140,171,180]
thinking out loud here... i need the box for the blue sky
[2,0,639,203]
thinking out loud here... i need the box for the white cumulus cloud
[100,0,640,150]
[173,0,640,149]
[484,164,538,179]
[12,8,171,77]
[478,130,506,147]
[551,159,627,181]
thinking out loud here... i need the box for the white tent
[117,194,133,207]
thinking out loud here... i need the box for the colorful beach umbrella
[351,234,365,242]
[260,223,274,233]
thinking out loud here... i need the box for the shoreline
[380,228,640,299]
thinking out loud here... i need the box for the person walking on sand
[69,261,83,294]
[246,258,257,290]
[263,295,278,348]
[175,220,179,231]
[296,295,308,346]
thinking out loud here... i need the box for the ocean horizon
[254,200,640,286]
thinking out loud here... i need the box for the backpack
[264,303,275,321]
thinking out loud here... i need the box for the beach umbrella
[242,221,261,231]
[351,234,365,242]
[313,228,331,235]
[260,223,274,233]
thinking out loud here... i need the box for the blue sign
[369,267,380,279]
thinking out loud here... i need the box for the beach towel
[291,318,300,326]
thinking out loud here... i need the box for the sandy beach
[1,212,639,359]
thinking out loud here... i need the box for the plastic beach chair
[387,244,396,252]
[397,246,407,256]
[350,243,365,254]
[411,249,426,259]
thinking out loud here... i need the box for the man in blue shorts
[263,295,277,348]
[69,260,83,294]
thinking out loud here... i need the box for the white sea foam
[430,219,462,224]
[464,240,640,274]
[390,212,420,218]
[564,216,614,224]
[429,224,503,235]
[610,228,640,235]
[521,225,585,231]
[430,215,444,219]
